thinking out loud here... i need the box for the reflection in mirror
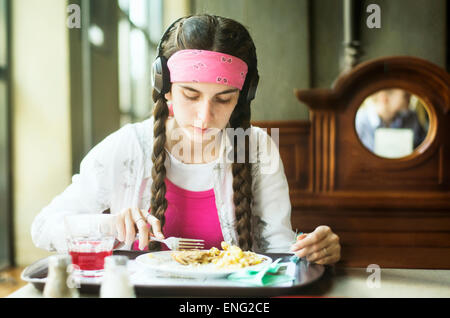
[355,88,429,159]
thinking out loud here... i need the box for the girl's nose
[196,99,213,126]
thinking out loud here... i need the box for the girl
[32,14,341,265]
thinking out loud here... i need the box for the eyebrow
[179,85,239,96]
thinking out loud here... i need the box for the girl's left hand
[289,225,341,265]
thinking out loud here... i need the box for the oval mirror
[355,88,429,159]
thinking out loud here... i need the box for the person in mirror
[355,88,428,152]
[31,14,341,266]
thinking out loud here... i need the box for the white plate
[135,251,272,279]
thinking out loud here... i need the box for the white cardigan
[31,117,296,253]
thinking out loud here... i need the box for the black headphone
[151,16,259,103]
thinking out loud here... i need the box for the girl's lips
[192,126,209,134]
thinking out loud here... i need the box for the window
[0,0,11,269]
[118,0,163,126]
[68,0,164,173]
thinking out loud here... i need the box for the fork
[114,234,205,251]
[149,235,205,251]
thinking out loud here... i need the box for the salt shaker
[100,255,136,298]
[43,254,80,298]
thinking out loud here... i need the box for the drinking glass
[64,214,117,278]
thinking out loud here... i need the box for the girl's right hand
[115,208,165,250]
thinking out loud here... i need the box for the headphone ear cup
[246,72,259,102]
[151,57,163,94]
[160,56,171,95]
[151,56,171,95]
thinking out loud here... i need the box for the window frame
[0,0,13,269]
[117,0,163,125]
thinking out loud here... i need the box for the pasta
[171,241,264,268]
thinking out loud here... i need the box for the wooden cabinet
[254,56,450,269]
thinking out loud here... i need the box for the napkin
[227,258,295,286]
[289,232,308,264]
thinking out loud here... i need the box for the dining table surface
[7,261,450,298]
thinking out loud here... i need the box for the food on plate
[171,241,265,268]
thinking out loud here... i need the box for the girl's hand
[290,225,341,265]
[115,208,165,250]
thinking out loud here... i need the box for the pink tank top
[133,178,224,251]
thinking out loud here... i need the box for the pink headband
[167,49,248,90]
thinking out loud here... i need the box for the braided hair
[150,14,257,251]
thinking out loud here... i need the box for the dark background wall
[192,0,448,121]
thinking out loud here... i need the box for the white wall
[163,0,191,28]
[12,0,71,266]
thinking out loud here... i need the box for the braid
[149,90,169,250]
[230,103,254,251]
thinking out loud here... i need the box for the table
[7,267,450,298]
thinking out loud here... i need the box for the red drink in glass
[70,250,113,271]
[67,237,115,277]
[64,214,118,278]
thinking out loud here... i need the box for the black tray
[21,250,326,297]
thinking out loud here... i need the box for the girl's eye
[216,98,231,104]
[184,94,199,101]
[184,94,230,104]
